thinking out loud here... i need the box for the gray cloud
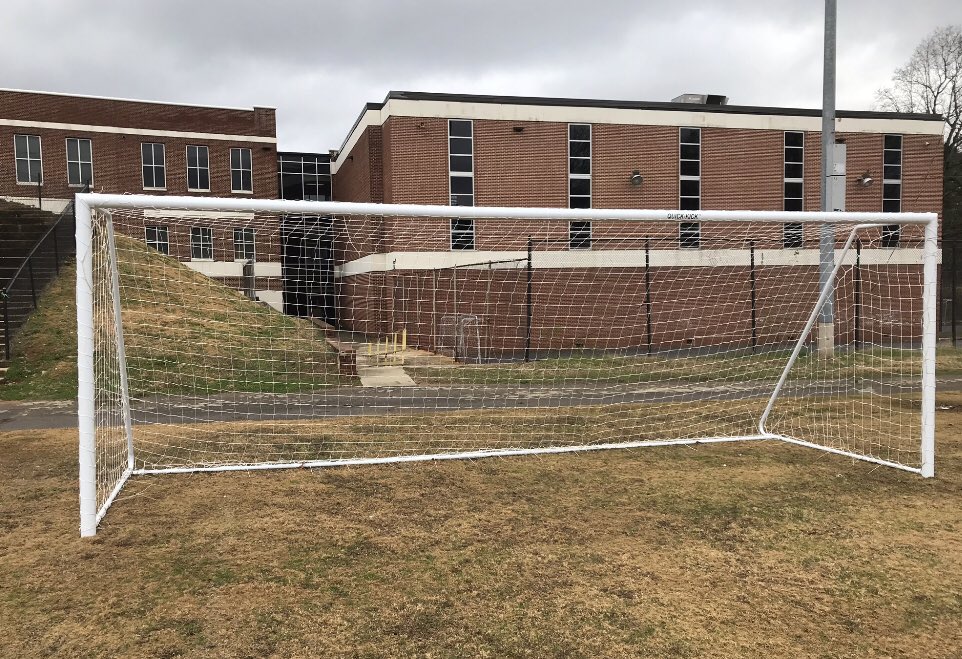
[2,0,960,152]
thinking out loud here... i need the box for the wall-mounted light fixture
[629,170,643,187]
[512,126,524,133]
[857,172,874,187]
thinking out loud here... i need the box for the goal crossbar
[75,194,939,537]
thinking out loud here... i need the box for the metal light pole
[818,0,837,357]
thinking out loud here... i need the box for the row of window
[146,225,255,261]
[446,120,905,250]
[9,134,254,193]
[141,143,253,193]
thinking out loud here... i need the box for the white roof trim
[331,99,943,174]
[0,118,276,144]
[0,87,269,112]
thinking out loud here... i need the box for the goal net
[76,194,938,536]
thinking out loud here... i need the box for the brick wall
[336,263,919,356]
[0,89,277,201]
[0,90,274,136]
[342,116,943,254]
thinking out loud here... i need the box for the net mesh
[87,204,927,503]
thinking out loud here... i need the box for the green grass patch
[1,238,347,400]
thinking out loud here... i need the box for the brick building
[0,88,288,308]
[0,88,279,208]
[328,91,945,357]
[0,87,946,356]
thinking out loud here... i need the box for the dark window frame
[679,127,700,211]
[568,123,591,209]
[233,227,255,261]
[14,134,43,184]
[679,222,701,249]
[450,218,475,251]
[448,119,474,208]
[882,134,903,246]
[141,142,167,190]
[145,225,169,255]
[231,147,253,193]
[783,223,804,249]
[65,137,93,187]
[569,220,592,250]
[190,225,213,261]
[186,144,211,192]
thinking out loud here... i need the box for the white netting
[84,201,932,527]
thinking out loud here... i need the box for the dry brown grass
[2,398,962,657]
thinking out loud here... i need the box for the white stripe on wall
[0,118,276,144]
[143,209,256,220]
[185,261,282,278]
[336,248,933,277]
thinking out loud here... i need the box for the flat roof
[382,90,943,122]
[335,89,944,161]
[0,87,273,113]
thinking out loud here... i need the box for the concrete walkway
[356,365,416,387]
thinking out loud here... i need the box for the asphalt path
[0,378,946,432]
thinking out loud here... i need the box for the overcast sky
[2,1,961,153]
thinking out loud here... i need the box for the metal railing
[2,186,86,360]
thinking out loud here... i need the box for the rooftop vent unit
[671,93,729,106]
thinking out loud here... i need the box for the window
[278,153,330,200]
[679,128,701,247]
[186,145,210,191]
[66,138,93,187]
[569,221,592,250]
[679,222,700,249]
[145,226,169,255]
[783,131,805,248]
[783,223,804,249]
[231,148,253,193]
[679,127,701,211]
[190,226,213,260]
[448,120,474,207]
[234,227,255,261]
[882,134,902,247]
[569,123,591,209]
[451,218,475,250]
[14,134,42,184]
[141,143,166,189]
[569,123,592,249]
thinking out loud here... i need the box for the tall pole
[818,0,837,357]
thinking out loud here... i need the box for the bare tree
[877,25,962,235]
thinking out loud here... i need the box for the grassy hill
[1,237,345,401]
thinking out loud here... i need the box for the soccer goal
[76,193,938,537]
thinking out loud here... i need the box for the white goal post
[75,193,938,537]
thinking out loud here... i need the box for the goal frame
[75,193,939,537]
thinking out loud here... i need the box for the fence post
[27,260,36,308]
[854,238,862,348]
[524,236,532,362]
[749,240,757,353]
[953,242,958,349]
[645,238,653,355]
[37,178,42,211]
[52,224,60,275]
[2,296,9,361]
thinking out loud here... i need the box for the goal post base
[129,434,776,477]
[769,434,927,476]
